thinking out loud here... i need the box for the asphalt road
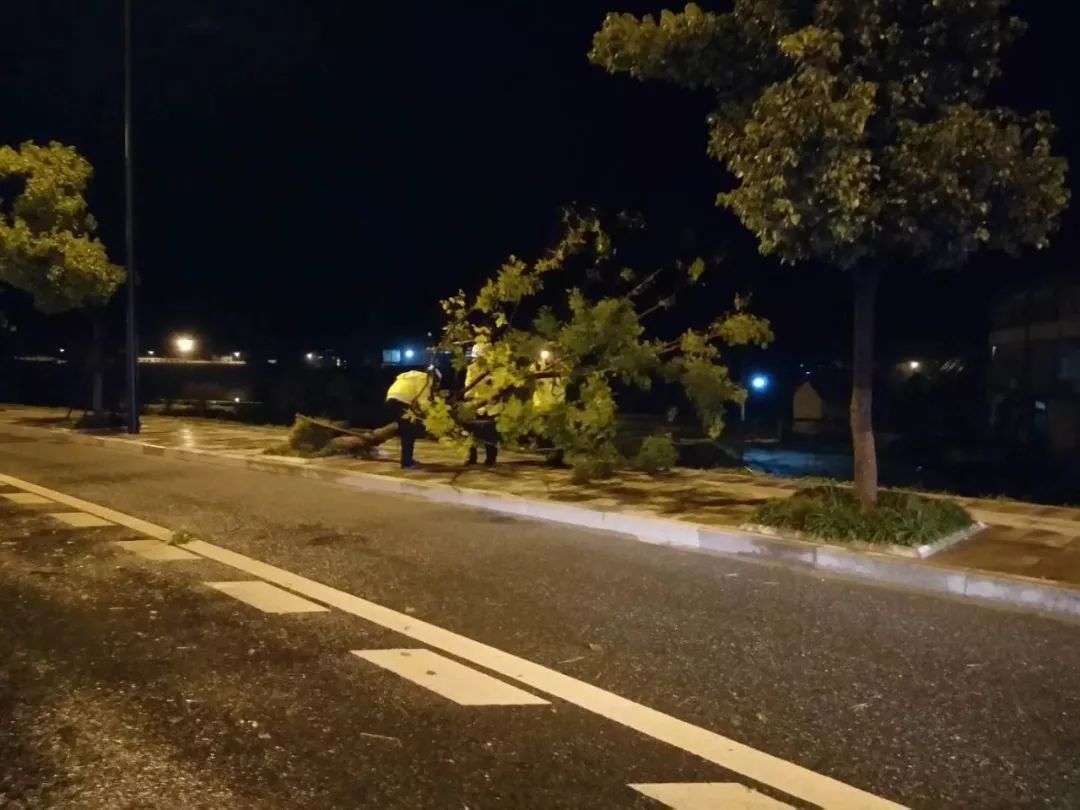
[2,431,1080,808]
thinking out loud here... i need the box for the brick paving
[3,405,1079,589]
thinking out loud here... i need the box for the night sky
[1,0,1077,364]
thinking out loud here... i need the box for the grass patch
[752,486,973,547]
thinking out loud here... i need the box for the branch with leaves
[426,208,772,481]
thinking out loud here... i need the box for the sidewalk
[3,405,1080,613]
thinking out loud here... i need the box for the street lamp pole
[123,0,140,433]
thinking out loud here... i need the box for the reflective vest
[532,376,565,413]
[386,370,431,405]
[464,362,503,416]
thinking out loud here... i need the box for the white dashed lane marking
[0,471,906,810]
[48,511,116,528]
[353,649,549,706]
[631,782,796,809]
[206,580,330,614]
[115,539,200,561]
[3,492,53,505]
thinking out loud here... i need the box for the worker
[532,346,566,465]
[463,342,501,466]
[532,346,565,414]
[385,366,439,468]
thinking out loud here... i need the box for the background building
[988,275,1080,458]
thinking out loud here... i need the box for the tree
[425,208,773,481]
[1,141,125,410]
[589,1,1069,505]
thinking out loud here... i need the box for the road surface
[2,430,1079,808]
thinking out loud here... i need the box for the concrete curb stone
[740,520,987,560]
[4,421,1080,620]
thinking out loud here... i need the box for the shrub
[753,486,972,547]
[569,446,620,483]
[633,434,678,475]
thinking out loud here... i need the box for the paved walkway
[3,405,1080,589]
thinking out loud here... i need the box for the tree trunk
[327,423,399,456]
[91,311,104,414]
[850,265,881,508]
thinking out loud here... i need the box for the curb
[4,422,1080,621]
[740,521,987,560]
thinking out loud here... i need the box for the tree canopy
[425,209,773,481]
[589,1,1068,271]
[0,141,124,313]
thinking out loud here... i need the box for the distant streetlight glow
[404,348,416,360]
[908,360,921,371]
[147,350,155,356]
[750,374,770,392]
[539,349,553,362]
[174,335,196,356]
[232,351,241,359]
[305,352,315,361]
[234,397,241,403]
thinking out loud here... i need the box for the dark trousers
[467,417,499,466]
[388,400,421,467]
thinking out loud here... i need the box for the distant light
[232,351,241,359]
[58,348,65,354]
[234,397,241,403]
[305,352,315,361]
[539,349,553,362]
[750,374,770,392]
[174,335,196,356]
[335,358,341,367]
[404,348,416,360]
[267,358,278,365]
[908,360,921,371]
[147,350,155,356]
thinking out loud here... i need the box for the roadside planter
[746,486,983,559]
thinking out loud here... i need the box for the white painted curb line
[4,423,1080,620]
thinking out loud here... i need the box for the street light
[174,335,196,356]
[908,360,921,371]
[404,348,416,360]
[741,373,771,424]
[539,348,553,362]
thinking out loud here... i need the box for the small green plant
[633,434,678,475]
[569,446,620,484]
[753,486,972,547]
[169,528,200,546]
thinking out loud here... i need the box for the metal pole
[123,0,140,433]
